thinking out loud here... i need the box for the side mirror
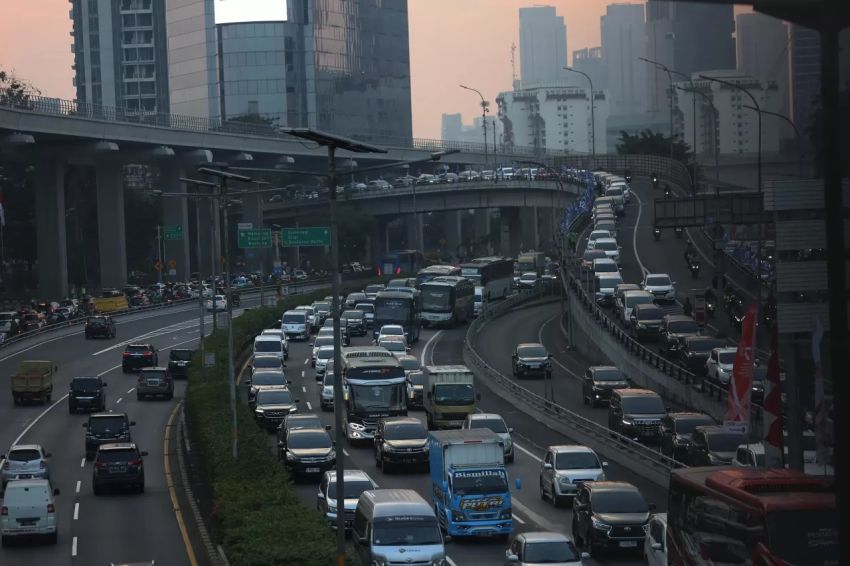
[317,492,325,500]
[325,425,332,431]
[102,382,108,387]
[514,478,522,490]
[45,452,52,458]
[140,451,149,457]
[651,542,663,551]
[243,379,251,386]
[53,488,61,496]
[294,399,301,403]
[543,462,553,470]
[581,551,591,561]
[602,461,609,467]
[508,427,514,433]
[506,553,519,563]
[649,502,657,511]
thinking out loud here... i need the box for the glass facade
[166,0,219,119]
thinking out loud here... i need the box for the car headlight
[621,418,634,426]
[558,476,572,486]
[326,450,336,461]
[286,452,296,461]
[591,516,612,530]
[499,508,512,520]
[326,503,337,513]
[383,443,397,452]
[349,422,365,431]
[254,408,265,415]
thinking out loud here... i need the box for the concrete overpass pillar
[473,209,491,257]
[538,208,555,253]
[519,206,540,252]
[371,217,389,268]
[443,210,462,261]
[160,164,190,282]
[499,207,521,258]
[241,190,263,272]
[406,213,424,252]
[95,161,128,289]
[35,159,69,299]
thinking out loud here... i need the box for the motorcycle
[705,300,716,318]
[625,171,632,184]
[664,187,672,198]
[652,175,659,190]
[653,228,662,241]
[674,226,684,239]
[689,260,701,278]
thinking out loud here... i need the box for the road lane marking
[306,401,312,410]
[512,496,562,532]
[80,457,86,468]
[632,189,649,277]
[11,393,70,446]
[75,480,81,494]
[71,536,78,556]
[515,442,542,463]
[302,386,307,393]
[342,449,350,457]
[513,513,526,524]
[420,330,444,366]
[127,388,135,394]
[91,321,199,356]
[304,358,310,366]
[538,316,582,382]
[116,397,123,404]
[164,402,199,566]
[96,363,122,377]
[446,557,458,566]
[73,502,79,520]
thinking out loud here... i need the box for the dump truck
[11,360,57,405]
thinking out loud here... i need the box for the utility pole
[155,225,163,284]
[460,85,490,175]
[564,67,596,168]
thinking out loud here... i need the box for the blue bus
[377,250,425,277]
[419,276,475,327]
[373,290,421,344]
[459,256,514,300]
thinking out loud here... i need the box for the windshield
[314,337,334,348]
[288,431,331,449]
[372,518,442,547]
[767,509,839,566]
[72,379,101,392]
[254,340,282,353]
[380,326,405,336]
[256,390,293,405]
[584,251,605,261]
[342,310,364,320]
[355,304,374,313]
[317,349,333,360]
[89,417,127,435]
[517,345,547,357]
[349,383,405,412]
[625,295,652,308]
[253,357,281,369]
[599,276,623,289]
[365,285,384,295]
[87,318,106,326]
[453,469,508,495]
[706,433,747,452]
[97,449,138,463]
[384,423,426,440]
[170,350,192,361]
[328,480,374,500]
[434,383,475,406]
[592,490,648,514]
[252,372,286,386]
[469,418,507,434]
[718,351,736,364]
[595,240,617,251]
[555,451,600,470]
[593,368,624,382]
[8,449,41,461]
[283,314,306,324]
[421,288,451,312]
[381,340,406,352]
[646,276,671,286]
[409,372,425,386]
[398,358,419,371]
[622,396,665,414]
[595,262,618,273]
[675,417,714,435]
[668,320,699,334]
[524,541,581,563]
[636,307,663,320]
[313,302,331,313]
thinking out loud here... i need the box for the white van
[281,310,309,341]
[1,479,60,545]
[353,489,445,566]
[253,335,285,362]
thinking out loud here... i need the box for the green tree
[616,129,692,163]
[0,68,40,107]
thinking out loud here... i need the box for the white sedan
[205,295,228,311]
[376,324,406,343]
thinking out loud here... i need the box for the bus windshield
[374,297,414,322]
[420,287,452,312]
[349,383,405,412]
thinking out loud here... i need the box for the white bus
[459,256,513,300]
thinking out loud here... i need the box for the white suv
[538,445,607,507]
[642,273,676,303]
[462,413,514,463]
[706,347,737,386]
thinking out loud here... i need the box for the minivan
[253,335,285,362]
[353,489,446,566]
[281,310,309,340]
[0,479,60,545]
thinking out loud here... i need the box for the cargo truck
[429,429,518,539]
[516,251,546,277]
[423,365,479,430]
[11,360,57,405]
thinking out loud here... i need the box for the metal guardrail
[0,277,329,352]
[464,285,682,474]
[553,154,694,193]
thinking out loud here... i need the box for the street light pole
[460,84,490,173]
[678,85,720,181]
[564,67,596,167]
[640,58,691,185]
[743,105,805,178]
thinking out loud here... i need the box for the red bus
[667,467,838,566]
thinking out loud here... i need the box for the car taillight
[129,459,143,467]
[95,462,107,470]
[47,504,55,513]
[123,352,130,357]
[144,351,153,357]
[1,506,7,516]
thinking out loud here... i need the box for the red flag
[725,303,757,434]
[762,327,784,467]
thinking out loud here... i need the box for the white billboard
[214,0,287,24]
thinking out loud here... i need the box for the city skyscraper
[70,0,170,115]
[441,113,463,142]
[789,24,821,134]
[573,47,607,91]
[167,0,219,119]
[601,3,646,115]
[519,6,568,86]
[736,12,790,120]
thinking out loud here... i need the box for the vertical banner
[811,317,830,469]
[724,303,757,434]
[762,328,784,468]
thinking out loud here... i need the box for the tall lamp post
[639,58,690,183]
[460,84,490,173]
[743,105,805,178]
[675,85,720,181]
[564,66,596,167]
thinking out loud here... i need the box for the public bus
[667,467,838,566]
[459,256,513,300]
[342,356,407,443]
[377,250,425,277]
[415,264,462,288]
[418,276,475,327]
[373,290,421,344]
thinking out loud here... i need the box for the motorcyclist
[684,241,696,264]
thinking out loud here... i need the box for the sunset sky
[2,0,699,138]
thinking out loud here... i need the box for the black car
[283,427,336,478]
[122,343,158,373]
[341,310,367,336]
[373,417,429,472]
[69,376,107,413]
[511,343,552,379]
[679,337,726,375]
[607,389,666,442]
[571,481,653,555]
[686,425,748,467]
[659,412,716,462]
[344,292,368,309]
[659,314,700,358]
[253,386,299,431]
[136,367,174,401]
[245,370,288,407]
[92,442,147,495]
[276,413,325,458]
[167,349,194,379]
[83,412,136,459]
[582,366,629,408]
[85,316,115,339]
[629,304,664,341]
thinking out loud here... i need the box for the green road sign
[163,224,183,241]
[281,226,331,247]
[237,228,272,249]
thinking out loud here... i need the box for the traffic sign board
[167,259,177,269]
[237,222,253,230]
[154,260,162,271]
[237,228,272,249]
[163,225,183,241]
[281,226,331,247]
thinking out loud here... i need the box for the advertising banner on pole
[724,303,757,434]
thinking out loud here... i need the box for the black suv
[253,386,299,431]
[659,314,700,358]
[83,412,136,459]
[341,310,367,336]
[136,367,174,401]
[686,425,748,467]
[607,389,666,442]
[85,316,115,339]
[276,413,325,458]
[511,343,552,379]
[167,349,194,379]
[122,343,158,373]
[69,376,107,413]
[373,416,429,472]
[629,304,664,341]
[582,366,629,408]
[283,427,336,478]
[659,412,715,462]
[571,481,653,555]
[92,443,147,494]
[679,337,725,375]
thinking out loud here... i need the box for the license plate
[305,467,320,473]
[109,466,126,473]
[619,541,638,548]
[402,458,418,463]
[146,380,160,386]
[18,519,37,526]
[18,474,32,479]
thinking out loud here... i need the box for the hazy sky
[3,0,672,138]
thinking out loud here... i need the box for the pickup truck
[429,429,518,538]
[11,360,57,405]
[423,365,479,430]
